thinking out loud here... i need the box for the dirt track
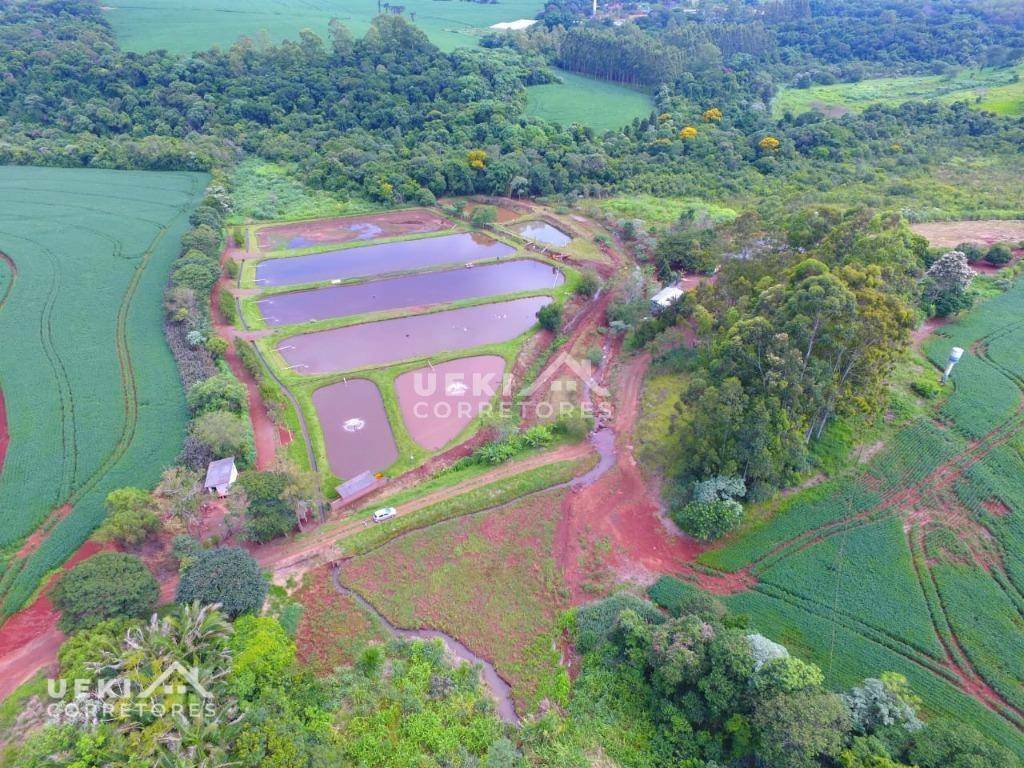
[0,386,8,479]
[0,541,110,703]
[213,247,284,470]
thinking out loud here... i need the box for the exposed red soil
[0,541,111,702]
[910,220,1024,248]
[213,249,279,471]
[982,498,1012,517]
[15,504,72,558]
[256,209,452,252]
[911,315,951,351]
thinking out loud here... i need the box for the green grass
[587,194,738,230]
[0,166,205,614]
[104,0,546,54]
[228,159,378,224]
[341,485,573,712]
[526,69,653,134]
[772,63,1024,119]
[338,455,593,555]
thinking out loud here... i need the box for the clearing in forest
[526,69,653,133]
[772,62,1024,119]
[910,219,1024,249]
[696,276,1024,756]
[0,166,205,616]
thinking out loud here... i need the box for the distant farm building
[203,457,238,497]
[489,19,538,30]
[650,284,684,313]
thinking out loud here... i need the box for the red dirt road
[0,541,110,702]
[213,250,283,470]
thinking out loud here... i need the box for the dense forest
[2,0,1023,213]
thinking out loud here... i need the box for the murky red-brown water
[509,221,573,247]
[312,379,398,479]
[279,296,551,374]
[255,232,514,287]
[394,356,506,450]
[258,260,563,326]
[256,210,450,251]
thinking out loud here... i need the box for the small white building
[650,284,684,313]
[203,457,238,497]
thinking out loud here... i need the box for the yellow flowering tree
[758,136,781,152]
[467,149,487,170]
[679,126,698,140]
[702,107,723,122]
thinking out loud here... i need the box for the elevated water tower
[941,346,964,385]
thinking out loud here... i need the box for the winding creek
[330,424,619,725]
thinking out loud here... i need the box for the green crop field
[0,166,205,615]
[701,275,1024,753]
[526,69,653,134]
[103,0,545,54]
[772,63,1024,119]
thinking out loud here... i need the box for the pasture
[103,0,546,54]
[772,63,1024,119]
[702,276,1024,753]
[526,69,653,134]
[0,166,205,614]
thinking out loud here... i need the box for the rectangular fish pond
[277,296,551,374]
[509,220,573,248]
[258,260,564,326]
[255,209,451,252]
[313,379,398,478]
[395,356,507,450]
[254,232,515,287]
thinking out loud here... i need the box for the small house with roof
[650,284,684,313]
[204,457,238,497]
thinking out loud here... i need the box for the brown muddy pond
[258,260,563,326]
[312,379,398,478]
[255,232,515,287]
[395,356,506,450]
[256,210,450,251]
[509,221,573,247]
[278,296,550,374]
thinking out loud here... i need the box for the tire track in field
[0,231,77,506]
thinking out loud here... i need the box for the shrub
[911,379,941,399]
[95,487,161,548]
[573,593,665,653]
[985,242,1013,266]
[186,373,248,416]
[670,499,744,541]
[955,242,984,263]
[575,270,601,298]
[51,553,159,633]
[648,575,725,620]
[218,288,237,324]
[470,205,497,228]
[237,471,296,543]
[176,546,267,617]
[190,409,255,467]
[537,303,563,332]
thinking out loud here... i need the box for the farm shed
[650,284,684,313]
[330,470,385,513]
[203,457,238,497]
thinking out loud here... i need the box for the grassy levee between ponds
[251,246,578,488]
[337,455,594,557]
